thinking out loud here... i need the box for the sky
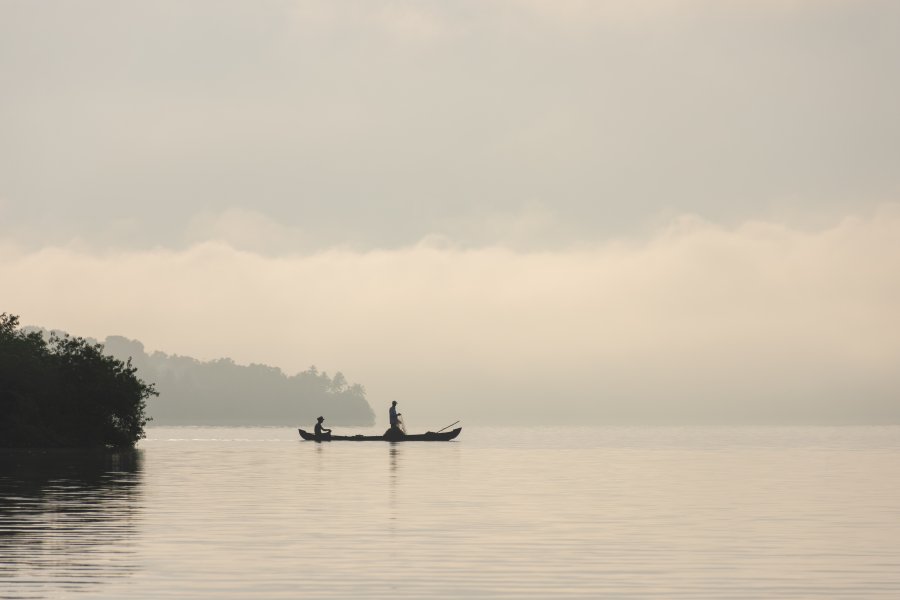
[2,0,899,425]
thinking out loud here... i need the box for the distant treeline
[16,326,376,426]
[1,314,154,448]
[101,336,375,426]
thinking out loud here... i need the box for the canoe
[298,427,461,442]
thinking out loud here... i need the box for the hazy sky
[2,1,899,424]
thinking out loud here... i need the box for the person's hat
[317,416,324,421]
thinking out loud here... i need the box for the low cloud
[3,207,898,425]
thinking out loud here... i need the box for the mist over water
[3,426,900,599]
[6,207,900,427]
[3,1,899,597]
[4,0,900,427]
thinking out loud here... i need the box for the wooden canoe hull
[298,428,461,442]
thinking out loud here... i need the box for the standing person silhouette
[387,401,405,439]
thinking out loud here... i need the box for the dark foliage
[0,314,155,448]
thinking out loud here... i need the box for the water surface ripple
[2,426,900,598]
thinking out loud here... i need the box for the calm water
[2,426,900,599]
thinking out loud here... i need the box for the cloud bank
[3,207,898,425]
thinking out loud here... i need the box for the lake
[2,426,900,598]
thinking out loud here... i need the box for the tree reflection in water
[0,449,144,598]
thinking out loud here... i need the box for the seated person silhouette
[314,416,332,441]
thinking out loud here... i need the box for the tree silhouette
[0,313,156,448]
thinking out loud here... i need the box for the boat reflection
[0,449,144,598]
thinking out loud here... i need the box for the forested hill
[99,336,375,426]
[20,326,375,426]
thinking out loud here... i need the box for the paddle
[435,420,460,434]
